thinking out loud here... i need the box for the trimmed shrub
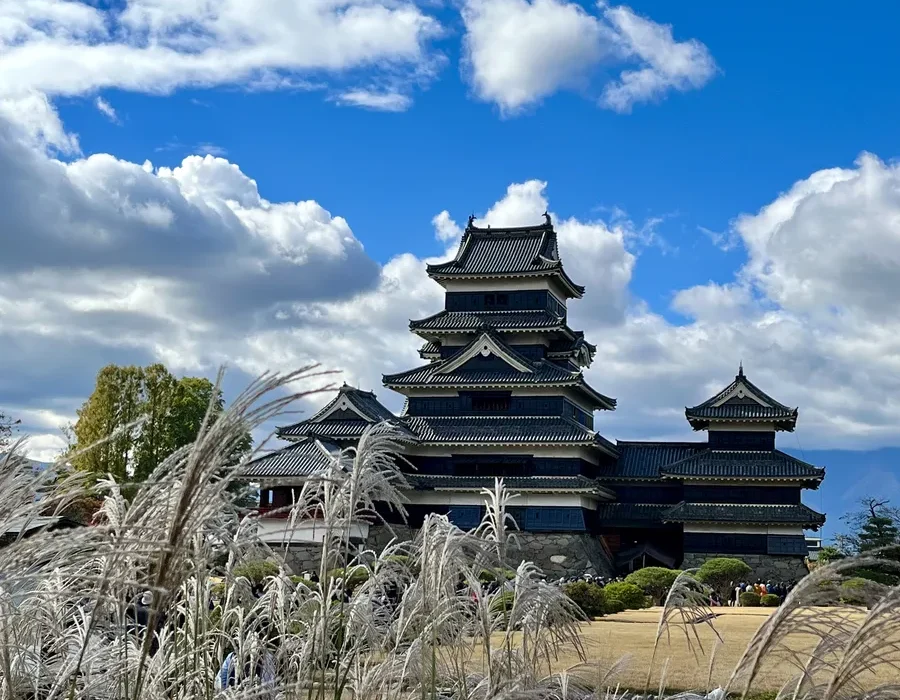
[478,568,516,584]
[327,566,370,592]
[696,558,752,599]
[563,581,607,618]
[603,582,648,610]
[233,560,278,585]
[625,567,682,605]
[760,593,781,607]
[603,598,626,614]
[840,577,870,606]
[739,591,761,607]
[289,575,316,590]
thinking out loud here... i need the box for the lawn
[519,606,882,694]
[565,607,781,692]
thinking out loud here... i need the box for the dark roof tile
[660,449,824,481]
[612,441,706,479]
[409,309,565,333]
[241,439,338,478]
[686,366,798,430]
[663,502,826,527]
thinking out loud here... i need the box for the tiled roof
[612,441,707,479]
[663,502,826,527]
[418,341,441,359]
[407,474,604,492]
[596,503,670,523]
[409,309,565,334]
[277,384,400,440]
[426,220,584,297]
[402,415,617,453]
[686,366,798,430]
[241,439,338,478]
[386,330,615,410]
[279,420,371,440]
[660,449,824,482]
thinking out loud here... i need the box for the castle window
[471,393,511,412]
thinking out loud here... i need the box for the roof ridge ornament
[544,211,552,226]
[738,360,744,378]
[466,214,476,230]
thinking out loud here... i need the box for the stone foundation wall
[512,532,615,578]
[282,527,615,578]
[681,553,809,582]
[283,544,324,574]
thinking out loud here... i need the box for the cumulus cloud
[7,100,900,459]
[0,0,443,123]
[461,0,715,113]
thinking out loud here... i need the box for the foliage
[233,559,279,585]
[696,557,753,599]
[625,567,682,605]
[760,593,781,607]
[603,597,626,614]
[0,410,20,451]
[817,545,845,564]
[71,363,253,486]
[740,591,761,607]
[603,581,648,610]
[839,577,869,605]
[839,497,900,556]
[563,581,607,617]
[327,565,370,591]
[478,567,516,583]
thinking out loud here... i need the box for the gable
[712,380,771,408]
[437,331,533,375]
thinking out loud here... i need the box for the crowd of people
[725,580,797,606]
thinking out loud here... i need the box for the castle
[242,217,824,581]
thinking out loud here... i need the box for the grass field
[564,607,780,692]
[510,606,879,695]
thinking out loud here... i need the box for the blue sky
[3,1,900,540]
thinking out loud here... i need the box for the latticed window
[471,393,511,412]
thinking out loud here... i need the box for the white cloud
[461,0,715,113]
[335,90,413,112]
[8,100,900,460]
[0,0,442,121]
[94,96,119,124]
[600,5,717,113]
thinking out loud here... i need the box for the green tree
[695,557,752,600]
[0,411,20,451]
[817,545,846,564]
[72,365,252,488]
[840,498,900,559]
[133,364,177,480]
[72,365,144,481]
[625,567,682,605]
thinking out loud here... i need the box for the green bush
[289,575,316,590]
[603,598,626,614]
[603,582,648,610]
[327,566,370,592]
[563,581,607,618]
[696,558,752,599]
[739,591,761,607]
[625,567,682,605]
[760,593,781,607]
[478,568,516,584]
[233,560,278,585]
[840,577,870,606]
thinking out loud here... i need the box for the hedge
[624,567,682,605]
[603,582,648,610]
[603,598,626,614]
[739,591,761,607]
[233,560,278,585]
[760,593,781,607]
[563,581,606,618]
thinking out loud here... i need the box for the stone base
[681,552,809,582]
[512,532,615,578]
[281,527,615,578]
